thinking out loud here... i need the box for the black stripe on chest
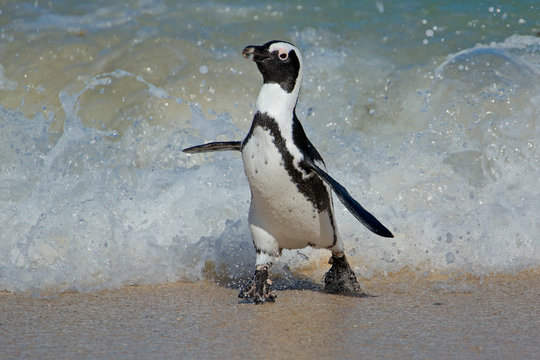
[243,111,331,213]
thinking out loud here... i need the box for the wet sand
[1,271,539,359]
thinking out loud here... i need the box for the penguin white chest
[241,126,335,250]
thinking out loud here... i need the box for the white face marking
[267,42,303,94]
[268,42,302,66]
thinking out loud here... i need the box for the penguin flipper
[304,158,394,238]
[183,141,242,153]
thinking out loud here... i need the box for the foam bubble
[0,64,17,90]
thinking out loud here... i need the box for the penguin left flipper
[183,141,242,153]
[303,157,394,238]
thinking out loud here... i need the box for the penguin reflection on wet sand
[183,40,393,304]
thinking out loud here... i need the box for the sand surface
[1,271,539,359]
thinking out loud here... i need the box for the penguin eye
[278,49,289,61]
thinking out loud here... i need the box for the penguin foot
[238,264,276,304]
[323,254,364,295]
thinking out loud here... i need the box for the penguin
[183,40,393,304]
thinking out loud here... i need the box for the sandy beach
[1,270,538,359]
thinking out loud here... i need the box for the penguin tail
[183,141,242,154]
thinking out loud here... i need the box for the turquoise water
[0,0,538,294]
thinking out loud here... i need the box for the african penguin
[183,40,393,304]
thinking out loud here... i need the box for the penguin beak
[242,45,271,63]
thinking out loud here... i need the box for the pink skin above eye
[278,49,288,60]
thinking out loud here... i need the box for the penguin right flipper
[303,158,394,238]
[183,141,242,153]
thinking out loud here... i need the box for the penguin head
[242,40,302,94]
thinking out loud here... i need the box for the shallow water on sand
[0,1,539,293]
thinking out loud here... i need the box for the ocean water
[0,0,538,294]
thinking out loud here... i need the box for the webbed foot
[323,254,364,294]
[238,264,276,304]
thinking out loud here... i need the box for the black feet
[323,254,364,294]
[238,264,276,304]
[239,256,363,302]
